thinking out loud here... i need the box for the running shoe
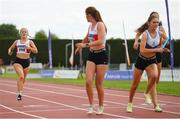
[144,93,152,104]
[87,105,94,114]
[126,103,133,113]
[17,94,22,101]
[96,106,104,115]
[155,104,162,112]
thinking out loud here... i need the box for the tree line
[0,24,59,40]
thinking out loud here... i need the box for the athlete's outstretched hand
[75,43,86,49]
[8,49,13,56]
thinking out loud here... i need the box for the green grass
[1,73,180,96]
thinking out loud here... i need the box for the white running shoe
[126,103,133,113]
[87,105,94,114]
[144,93,152,104]
[96,106,104,115]
[154,104,162,112]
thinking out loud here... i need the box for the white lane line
[23,105,48,107]
[0,106,124,115]
[0,108,77,115]
[0,89,133,119]
[0,104,46,119]
[1,83,180,115]
[1,79,179,105]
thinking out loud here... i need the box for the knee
[151,74,158,82]
[86,80,92,87]
[95,81,103,88]
[19,76,24,81]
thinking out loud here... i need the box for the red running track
[0,78,180,118]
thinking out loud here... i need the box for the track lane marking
[1,83,180,116]
[0,89,133,119]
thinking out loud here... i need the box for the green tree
[35,30,47,40]
[35,30,59,40]
[0,24,19,40]
[51,33,59,40]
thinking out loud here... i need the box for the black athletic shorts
[13,57,30,69]
[87,48,108,65]
[135,54,157,71]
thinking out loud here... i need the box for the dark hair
[85,6,107,32]
[86,6,103,22]
[136,11,161,34]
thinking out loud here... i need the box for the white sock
[89,104,93,108]
[19,91,22,95]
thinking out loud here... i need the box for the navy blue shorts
[87,49,108,65]
[156,53,162,63]
[13,57,30,69]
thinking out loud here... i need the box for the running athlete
[126,12,169,113]
[8,28,38,101]
[133,12,167,104]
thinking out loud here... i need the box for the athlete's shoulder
[97,21,104,26]
[142,31,147,36]
[28,39,33,44]
[29,39,35,42]
[29,39,36,46]
[14,39,19,44]
[141,31,148,40]
[97,22,105,30]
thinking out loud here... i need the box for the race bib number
[17,45,26,53]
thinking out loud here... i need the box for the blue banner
[40,70,55,78]
[105,70,133,80]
